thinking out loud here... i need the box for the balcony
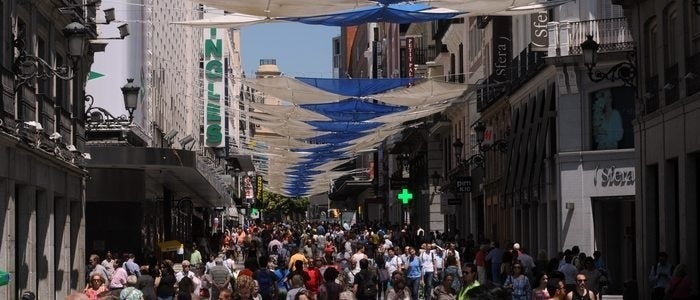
[477,46,546,112]
[548,18,634,57]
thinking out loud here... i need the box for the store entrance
[592,196,636,295]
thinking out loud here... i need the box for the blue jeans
[422,272,433,300]
[491,263,502,284]
[407,277,421,300]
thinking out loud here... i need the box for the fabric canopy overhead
[239,77,467,196]
[372,80,469,106]
[300,98,407,122]
[296,77,415,97]
[249,102,330,121]
[171,13,270,28]
[180,0,574,28]
[242,77,467,106]
[242,77,347,104]
[188,0,368,18]
[281,3,462,27]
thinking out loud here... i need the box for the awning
[228,154,256,172]
[86,146,232,207]
[158,240,182,252]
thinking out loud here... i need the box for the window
[689,1,700,54]
[600,0,624,19]
[645,17,659,78]
[664,6,678,67]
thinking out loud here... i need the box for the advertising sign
[455,176,472,193]
[492,17,512,84]
[203,28,225,147]
[530,11,549,51]
[255,175,263,200]
[406,37,415,78]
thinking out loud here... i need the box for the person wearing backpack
[353,258,379,300]
[255,256,279,300]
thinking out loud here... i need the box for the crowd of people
[72,221,693,300]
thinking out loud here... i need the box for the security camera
[24,121,43,131]
[163,129,178,141]
[49,132,62,140]
[179,134,195,146]
[66,145,78,152]
[82,153,92,160]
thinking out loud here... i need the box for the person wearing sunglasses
[566,274,596,300]
[503,264,531,300]
[83,273,108,300]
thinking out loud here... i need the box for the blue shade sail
[301,98,407,122]
[296,77,415,97]
[305,121,383,133]
[306,132,366,144]
[280,3,461,27]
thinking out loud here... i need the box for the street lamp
[580,35,636,87]
[85,78,140,128]
[452,138,484,169]
[12,21,87,90]
[431,171,442,187]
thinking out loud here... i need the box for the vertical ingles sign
[406,37,415,78]
[492,17,512,84]
[255,175,263,201]
[204,28,225,147]
[530,11,549,51]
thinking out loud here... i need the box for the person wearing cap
[513,243,523,257]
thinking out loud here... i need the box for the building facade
[1,0,99,298]
[83,2,250,261]
[618,0,700,297]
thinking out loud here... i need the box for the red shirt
[475,250,486,267]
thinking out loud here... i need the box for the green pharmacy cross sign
[397,188,413,205]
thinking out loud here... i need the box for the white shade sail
[243,77,347,104]
[372,80,469,106]
[170,13,273,28]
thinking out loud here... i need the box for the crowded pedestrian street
[77,221,613,300]
[1,0,699,300]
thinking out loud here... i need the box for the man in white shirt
[420,243,437,300]
[385,247,403,275]
[101,251,115,281]
[175,260,198,283]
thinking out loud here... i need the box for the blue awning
[280,3,462,27]
[305,121,382,133]
[301,98,407,122]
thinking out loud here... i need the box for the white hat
[513,243,521,250]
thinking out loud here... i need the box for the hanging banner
[203,28,225,147]
[244,176,254,204]
[406,37,415,78]
[492,17,512,84]
[255,175,264,200]
[530,11,549,51]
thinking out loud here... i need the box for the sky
[240,23,340,78]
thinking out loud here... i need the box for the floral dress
[505,275,531,300]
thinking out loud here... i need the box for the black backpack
[357,270,378,298]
